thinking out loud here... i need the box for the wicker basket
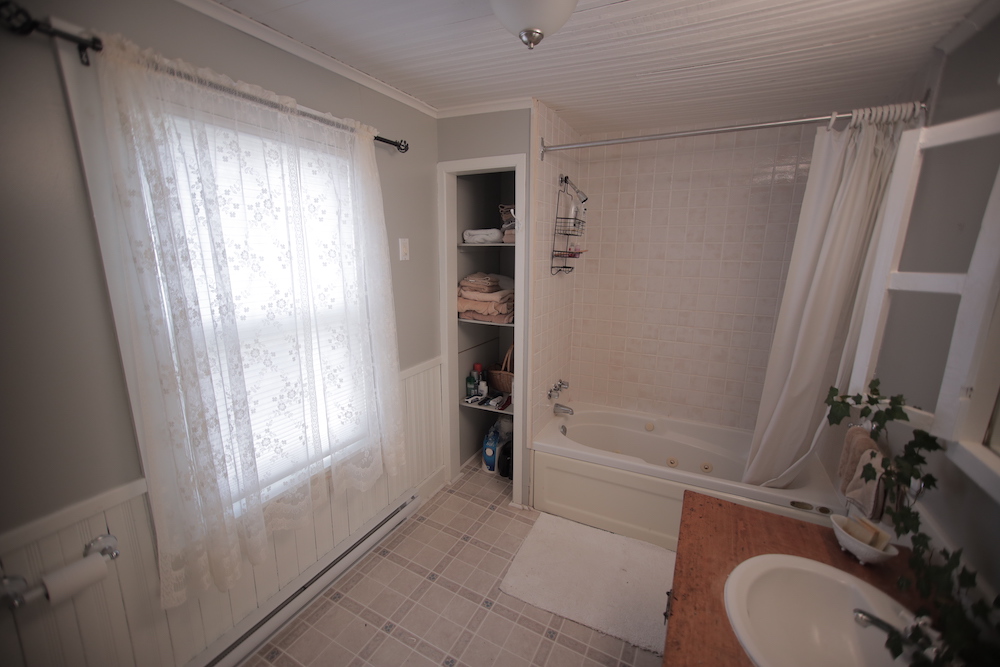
[488,345,514,394]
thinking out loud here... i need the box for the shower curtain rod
[540,103,927,159]
[0,0,410,153]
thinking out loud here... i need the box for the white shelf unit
[439,155,528,504]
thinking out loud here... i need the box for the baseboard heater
[193,490,420,667]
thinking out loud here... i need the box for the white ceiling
[206,0,984,135]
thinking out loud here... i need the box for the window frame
[849,109,1000,503]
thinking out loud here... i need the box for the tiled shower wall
[568,125,818,429]
[529,101,583,438]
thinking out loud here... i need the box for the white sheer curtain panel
[742,113,916,487]
[87,36,405,608]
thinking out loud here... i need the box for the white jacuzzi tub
[531,403,844,549]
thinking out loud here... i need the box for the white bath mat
[500,513,675,654]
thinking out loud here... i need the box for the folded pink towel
[457,297,513,315]
[459,272,501,293]
[459,311,514,324]
[457,288,514,303]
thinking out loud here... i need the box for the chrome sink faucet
[553,403,574,415]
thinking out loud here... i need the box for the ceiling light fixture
[490,0,578,49]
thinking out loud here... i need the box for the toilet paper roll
[42,553,108,605]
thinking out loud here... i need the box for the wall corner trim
[0,478,148,554]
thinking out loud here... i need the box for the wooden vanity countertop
[663,491,926,666]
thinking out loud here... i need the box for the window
[850,109,1000,502]
[57,34,405,607]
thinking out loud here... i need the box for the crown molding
[173,0,439,118]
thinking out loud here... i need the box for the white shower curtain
[742,111,916,487]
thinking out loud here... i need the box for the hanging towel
[845,450,887,520]
[838,426,876,494]
[463,228,503,244]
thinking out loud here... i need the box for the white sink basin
[724,554,914,667]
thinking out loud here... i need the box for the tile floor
[240,462,663,667]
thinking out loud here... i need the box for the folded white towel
[463,228,503,244]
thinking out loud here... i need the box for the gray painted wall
[0,0,440,533]
[932,16,1000,125]
[438,110,532,162]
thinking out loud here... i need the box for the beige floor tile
[368,635,414,667]
[284,626,331,665]
[238,463,656,667]
[440,593,479,626]
[399,602,439,636]
[546,643,586,667]
[477,612,515,647]
[417,582,455,614]
[334,616,378,655]
[311,640,355,666]
[504,622,543,661]
[368,586,407,619]
[424,615,464,653]
[494,649,532,667]
[460,634,504,667]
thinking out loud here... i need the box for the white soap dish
[831,515,898,565]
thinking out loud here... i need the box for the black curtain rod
[1,0,102,65]
[0,1,410,153]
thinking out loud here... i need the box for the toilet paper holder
[1,534,120,610]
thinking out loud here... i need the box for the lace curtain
[91,36,405,608]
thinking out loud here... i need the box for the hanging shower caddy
[551,174,588,275]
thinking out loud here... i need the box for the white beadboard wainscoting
[0,360,446,667]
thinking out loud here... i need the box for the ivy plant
[826,379,1000,666]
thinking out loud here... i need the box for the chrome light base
[519,29,544,49]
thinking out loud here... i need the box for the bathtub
[531,404,845,550]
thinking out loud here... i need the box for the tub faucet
[548,379,569,399]
[553,403,574,416]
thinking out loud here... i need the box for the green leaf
[825,386,839,405]
[827,399,852,425]
[958,567,977,590]
[911,532,931,553]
